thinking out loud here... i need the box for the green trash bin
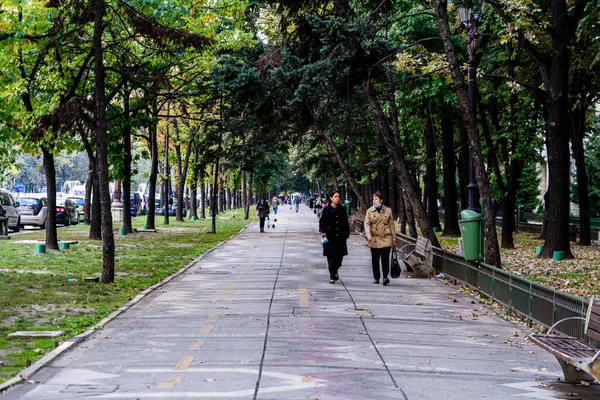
[344,200,351,216]
[517,205,524,222]
[459,210,481,261]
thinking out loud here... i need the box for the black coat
[319,204,350,257]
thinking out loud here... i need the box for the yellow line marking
[174,355,194,370]
[158,382,175,389]
[228,283,237,289]
[207,314,220,321]
[188,340,204,350]
[166,377,182,383]
[299,288,309,308]
[301,359,316,364]
[303,376,314,383]
[197,326,213,336]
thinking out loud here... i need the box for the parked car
[155,204,186,218]
[0,189,21,232]
[67,196,85,222]
[56,198,79,226]
[16,196,48,228]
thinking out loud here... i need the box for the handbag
[390,247,401,278]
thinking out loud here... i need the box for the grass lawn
[0,209,252,383]
[436,230,600,299]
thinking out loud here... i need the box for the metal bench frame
[529,296,600,383]
[399,237,433,278]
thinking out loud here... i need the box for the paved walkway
[5,205,600,399]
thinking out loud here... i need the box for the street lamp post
[458,1,485,213]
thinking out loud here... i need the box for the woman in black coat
[319,190,350,283]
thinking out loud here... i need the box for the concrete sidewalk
[4,204,599,399]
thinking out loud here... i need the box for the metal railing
[394,233,588,338]
[353,215,588,338]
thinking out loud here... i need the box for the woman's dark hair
[329,190,341,199]
[372,191,384,202]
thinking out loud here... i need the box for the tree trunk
[200,179,206,219]
[211,129,222,233]
[176,126,198,222]
[541,97,573,258]
[246,170,253,218]
[81,130,101,239]
[432,0,501,266]
[388,165,398,217]
[500,161,523,249]
[398,185,407,235]
[42,148,58,250]
[93,0,115,283]
[404,191,417,238]
[243,171,249,220]
[571,105,591,245]
[91,166,101,240]
[163,107,170,226]
[189,147,199,219]
[122,89,133,234]
[146,111,159,230]
[441,116,459,236]
[322,132,368,211]
[363,82,440,248]
[84,161,92,225]
[424,117,441,230]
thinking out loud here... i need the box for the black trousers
[327,255,344,280]
[370,247,391,280]
[259,217,266,231]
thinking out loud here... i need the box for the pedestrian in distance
[315,194,323,218]
[271,196,279,215]
[319,190,350,284]
[294,195,301,212]
[255,197,270,233]
[364,191,396,286]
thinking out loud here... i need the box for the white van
[0,189,21,232]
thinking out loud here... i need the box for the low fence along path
[5,204,600,399]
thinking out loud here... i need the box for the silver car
[17,196,48,228]
[0,189,21,232]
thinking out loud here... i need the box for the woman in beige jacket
[364,192,396,285]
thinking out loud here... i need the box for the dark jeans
[371,247,391,280]
[327,255,344,280]
[259,217,266,231]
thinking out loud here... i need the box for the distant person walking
[256,197,270,233]
[271,196,279,215]
[319,190,350,284]
[364,191,396,286]
[294,195,301,212]
[315,194,323,218]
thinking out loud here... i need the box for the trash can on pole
[459,210,481,261]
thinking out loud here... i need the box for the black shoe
[334,274,339,281]
[373,279,379,284]
[383,278,390,286]
[329,279,335,284]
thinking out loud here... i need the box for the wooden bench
[528,296,600,383]
[399,236,433,278]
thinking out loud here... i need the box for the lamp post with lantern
[457,1,485,213]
